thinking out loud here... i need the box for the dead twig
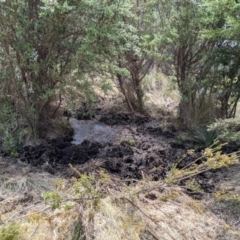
[0,203,43,228]
[0,206,50,228]
[122,197,178,240]
[29,224,39,240]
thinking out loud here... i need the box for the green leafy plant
[0,101,23,154]
[0,223,24,240]
[43,192,62,210]
[193,127,217,147]
[186,179,202,192]
[215,190,240,205]
[43,165,108,239]
[208,118,240,144]
[0,0,138,139]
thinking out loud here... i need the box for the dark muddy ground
[16,110,232,195]
[1,109,240,239]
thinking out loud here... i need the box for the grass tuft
[0,223,25,240]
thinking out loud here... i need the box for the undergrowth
[0,101,23,156]
[0,223,24,240]
[215,189,240,207]
[166,141,239,185]
[43,165,108,239]
[193,127,217,147]
[1,143,238,239]
[208,118,240,144]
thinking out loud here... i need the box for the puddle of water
[69,119,118,144]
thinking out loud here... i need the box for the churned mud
[1,111,240,239]
[17,111,226,194]
[19,112,185,182]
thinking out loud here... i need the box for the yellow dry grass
[0,172,238,240]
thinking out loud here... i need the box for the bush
[0,223,24,240]
[193,127,217,147]
[208,118,240,144]
[0,101,23,155]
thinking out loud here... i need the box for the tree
[202,0,240,118]
[0,0,135,147]
[155,0,225,127]
[114,0,158,113]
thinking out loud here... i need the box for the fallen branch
[0,203,44,228]
[0,204,50,228]
[30,224,39,240]
[122,197,178,240]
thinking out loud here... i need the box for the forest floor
[0,98,240,239]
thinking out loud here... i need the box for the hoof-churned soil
[1,111,240,239]
[19,112,185,182]
[17,111,225,195]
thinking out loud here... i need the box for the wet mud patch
[69,119,119,144]
[101,149,169,180]
[99,112,149,126]
[20,139,104,168]
[19,135,178,181]
[145,126,176,138]
[18,112,228,192]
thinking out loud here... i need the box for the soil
[18,112,186,182]
[17,111,228,194]
[1,109,240,239]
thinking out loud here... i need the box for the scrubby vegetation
[166,141,239,185]
[1,0,240,239]
[208,118,240,144]
[1,0,240,149]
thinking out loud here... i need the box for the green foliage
[186,179,202,192]
[0,0,136,139]
[0,101,23,154]
[114,0,160,112]
[120,139,135,146]
[152,0,240,125]
[0,0,240,140]
[201,0,240,119]
[71,221,85,240]
[0,223,24,240]
[193,127,217,147]
[43,192,62,210]
[215,189,240,206]
[44,166,111,239]
[70,171,102,211]
[208,118,240,144]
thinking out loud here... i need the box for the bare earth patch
[0,111,240,239]
[0,155,239,239]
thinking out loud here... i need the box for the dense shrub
[208,118,240,144]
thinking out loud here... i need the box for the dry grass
[143,71,180,116]
[0,163,235,239]
[92,182,231,240]
[0,168,238,240]
[0,173,56,197]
